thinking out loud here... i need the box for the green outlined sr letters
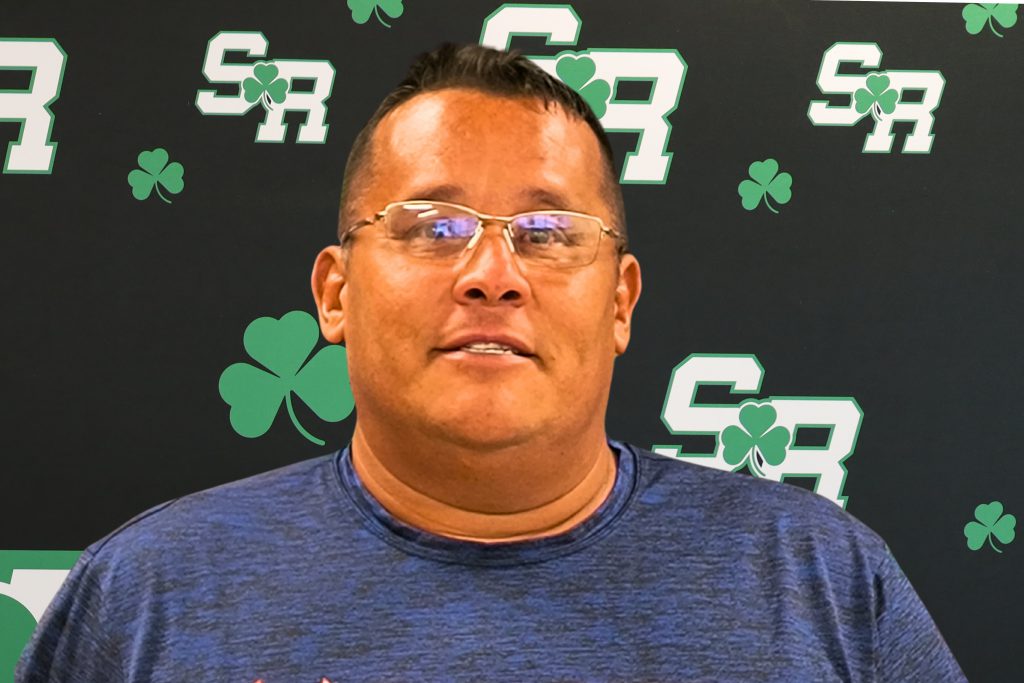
[480,4,686,184]
[654,354,863,508]
[0,38,66,174]
[195,32,335,144]
[807,42,945,154]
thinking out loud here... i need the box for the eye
[515,214,577,247]
[524,229,568,246]
[407,217,476,240]
[519,214,570,230]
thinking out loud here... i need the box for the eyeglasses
[340,200,625,269]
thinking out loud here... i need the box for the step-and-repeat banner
[2,1,1020,679]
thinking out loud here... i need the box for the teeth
[460,342,519,355]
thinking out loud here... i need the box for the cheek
[344,257,444,369]
[349,295,414,368]
[544,278,618,369]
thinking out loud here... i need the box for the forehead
[364,88,608,212]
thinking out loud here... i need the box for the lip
[436,332,535,357]
[438,349,535,367]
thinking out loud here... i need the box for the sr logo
[0,38,66,174]
[195,31,335,144]
[480,3,686,184]
[807,42,945,154]
[653,354,863,508]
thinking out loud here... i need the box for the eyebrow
[401,185,577,212]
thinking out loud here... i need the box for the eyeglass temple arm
[339,212,385,244]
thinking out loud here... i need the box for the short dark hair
[337,42,627,252]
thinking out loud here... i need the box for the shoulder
[623,442,890,575]
[16,454,339,678]
[84,452,338,570]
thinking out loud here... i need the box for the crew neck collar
[332,439,640,567]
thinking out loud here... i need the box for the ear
[311,245,348,344]
[612,253,642,356]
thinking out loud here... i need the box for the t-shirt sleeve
[14,549,124,683]
[874,546,968,682]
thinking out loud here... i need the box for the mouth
[447,341,529,356]
[435,336,536,360]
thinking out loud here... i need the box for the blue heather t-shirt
[17,440,967,682]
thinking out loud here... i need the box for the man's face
[314,88,641,450]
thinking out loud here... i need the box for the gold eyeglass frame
[340,199,625,267]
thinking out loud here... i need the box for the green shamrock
[218,310,354,446]
[242,62,288,111]
[964,501,1016,553]
[348,0,404,28]
[721,401,791,477]
[126,148,184,204]
[963,4,1019,37]
[737,158,792,214]
[555,52,612,118]
[854,73,899,120]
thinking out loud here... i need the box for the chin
[423,411,543,451]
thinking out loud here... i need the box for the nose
[452,222,532,306]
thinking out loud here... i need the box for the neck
[349,422,617,543]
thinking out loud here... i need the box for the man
[18,43,966,682]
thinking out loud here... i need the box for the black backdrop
[2,1,1021,680]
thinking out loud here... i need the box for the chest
[132,562,874,682]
